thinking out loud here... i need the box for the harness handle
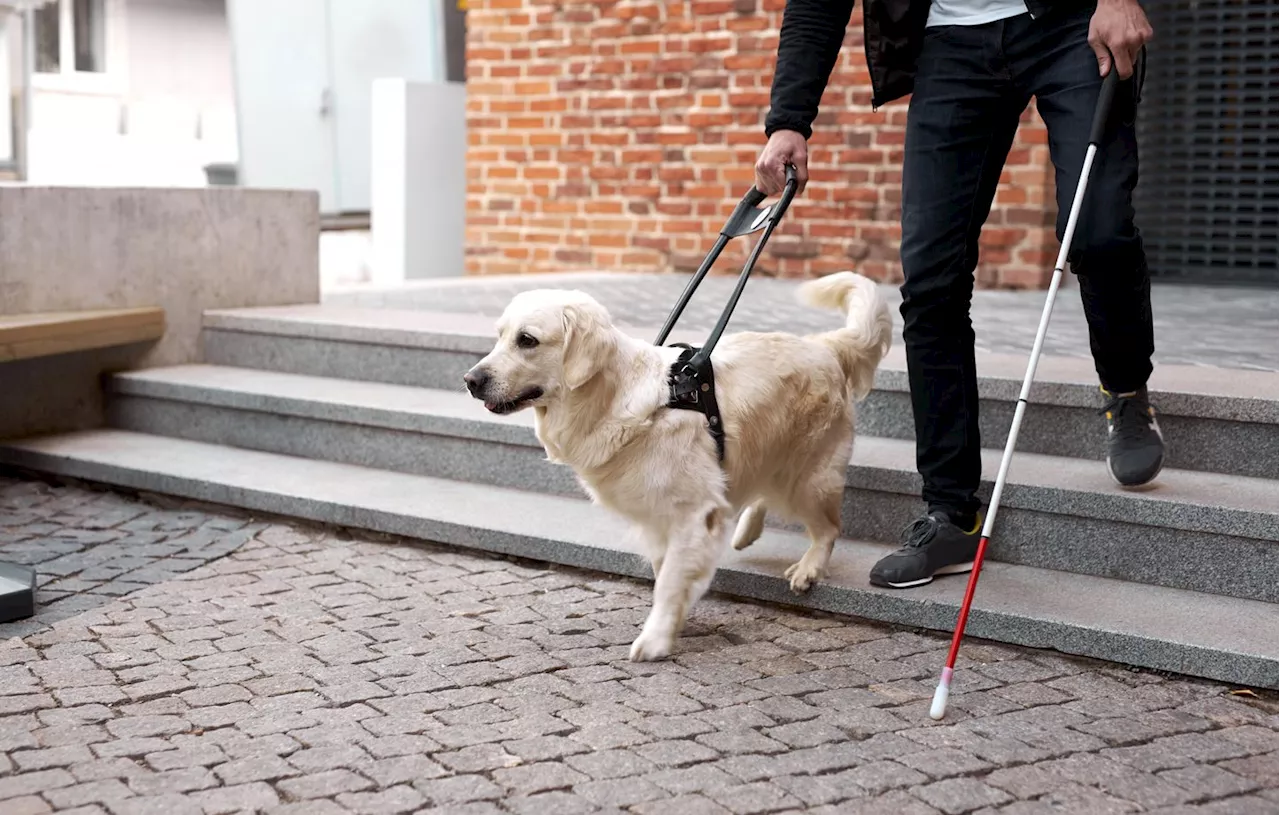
[653,164,800,350]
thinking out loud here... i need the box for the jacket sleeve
[764,0,857,139]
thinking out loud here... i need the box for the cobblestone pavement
[325,273,1280,372]
[0,476,266,641]
[1,478,1277,815]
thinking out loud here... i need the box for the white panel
[325,0,442,214]
[225,0,335,211]
[371,79,465,281]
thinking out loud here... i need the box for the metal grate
[1133,0,1279,287]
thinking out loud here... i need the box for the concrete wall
[0,185,319,439]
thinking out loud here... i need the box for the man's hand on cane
[1089,0,1153,79]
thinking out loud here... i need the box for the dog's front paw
[785,559,824,594]
[628,630,673,662]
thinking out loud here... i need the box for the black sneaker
[869,512,981,589]
[1102,386,1165,487]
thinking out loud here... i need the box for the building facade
[13,0,237,187]
[463,0,1278,289]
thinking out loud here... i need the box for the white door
[326,0,442,214]
[225,0,338,212]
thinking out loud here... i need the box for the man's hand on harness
[755,130,809,196]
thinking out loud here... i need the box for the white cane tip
[929,685,949,720]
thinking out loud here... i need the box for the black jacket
[764,0,1085,138]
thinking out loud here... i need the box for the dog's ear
[561,301,614,390]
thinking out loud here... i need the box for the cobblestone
[0,478,1276,813]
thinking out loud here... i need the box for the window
[34,0,106,76]
[34,3,60,73]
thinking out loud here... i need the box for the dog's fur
[465,271,894,661]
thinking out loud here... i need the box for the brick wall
[464,0,1057,288]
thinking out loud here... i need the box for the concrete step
[1,429,1273,690]
[106,365,1279,604]
[202,305,1279,479]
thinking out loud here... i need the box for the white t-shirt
[927,0,1027,27]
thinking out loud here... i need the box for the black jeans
[899,8,1153,519]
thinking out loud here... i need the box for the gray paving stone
[287,745,373,776]
[412,774,502,806]
[125,768,217,796]
[1158,764,1262,800]
[106,794,204,815]
[360,754,449,786]
[0,768,76,799]
[277,768,376,799]
[42,779,135,809]
[0,796,52,815]
[1040,753,1195,809]
[842,760,931,794]
[1216,753,1279,789]
[713,781,803,814]
[826,790,942,814]
[265,803,350,815]
[11,744,96,770]
[912,778,1014,815]
[632,739,720,767]
[1144,799,1274,815]
[565,749,657,780]
[492,761,590,795]
[771,772,865,807]
[898,747,995,779]
[2,479,1278,815]
[502,790,603,815]
[645,763,742,795]
[573,776,667,808]
[1215,724,1279,754]
[188,781,281,813]
[633,794,732,815]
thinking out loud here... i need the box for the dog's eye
[516,332,539,349]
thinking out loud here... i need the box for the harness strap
[666,343,725,462]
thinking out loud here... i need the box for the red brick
[464,0,1055,285]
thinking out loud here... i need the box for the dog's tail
[797,271,894,400]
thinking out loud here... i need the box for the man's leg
[1014,10,1164,486]
[870,21,1028,589]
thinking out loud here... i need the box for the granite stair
[1,304,1275,689]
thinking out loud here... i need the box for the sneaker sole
[872,561,975,589]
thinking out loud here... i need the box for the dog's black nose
[463,368,490,396]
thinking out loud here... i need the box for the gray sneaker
[869,512,982,589]
[1102,386,1165,487]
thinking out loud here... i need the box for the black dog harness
[666,343,725,461]
[655,165,800,464]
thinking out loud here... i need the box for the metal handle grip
[653,164,801,348]
[1088,64,1120,146]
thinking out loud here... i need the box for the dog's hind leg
[782,480,843,595]
[629,504,727,662]
[731,501,767,551]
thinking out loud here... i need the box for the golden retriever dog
[464,271,893,661]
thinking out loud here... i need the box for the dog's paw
[628,630,673,662]
[731,534,756,551]
[785,560,824,594]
